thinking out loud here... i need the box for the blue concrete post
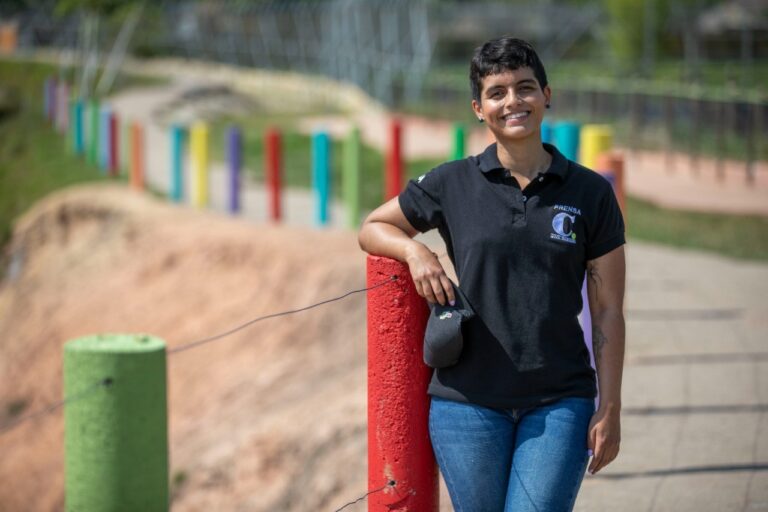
[553,121,580,161]
[541,120,553,144]
[170,124,185,203]
[312,131,331,226]
[73,100,84,155]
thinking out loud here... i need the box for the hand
[404,243,455,306]
[587,406,621,475]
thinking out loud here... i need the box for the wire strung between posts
[0,378,113,435]
[168,275,397,355]
[0,276,397,435]
[332,480,396,512]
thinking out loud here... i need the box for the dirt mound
[0,184,372,511]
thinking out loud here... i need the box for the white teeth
[505,112,529,119]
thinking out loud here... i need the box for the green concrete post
[64,334,168,512]
[343,127,361,229]
[87,99,99,165]
[451,123,465,161]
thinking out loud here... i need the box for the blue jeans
[429,396,595,512]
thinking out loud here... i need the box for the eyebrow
[485,78,538,91]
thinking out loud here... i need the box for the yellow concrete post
[579,124,613,170]
[190,122,209,207]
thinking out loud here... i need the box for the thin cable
[0,378,113,435]
[168,275,397,355]
[332,480,396,512]
[0,276,397,436]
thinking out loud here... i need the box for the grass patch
[626,195,768,261]
[0,60,128,250]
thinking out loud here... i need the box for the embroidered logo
[439,311,453,320]
[550,212,577,244]
[417,174,426,183]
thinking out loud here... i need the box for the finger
[429,277,447,306]
[439,274,455,305]
[589,441,604,474]
[420,279,438,303]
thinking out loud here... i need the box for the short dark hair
[470,37,548,103]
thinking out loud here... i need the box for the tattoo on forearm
[593,326,607,367]
[587,261,602,288]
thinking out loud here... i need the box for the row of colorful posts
[44,77,625,231]
[45,73,628,510]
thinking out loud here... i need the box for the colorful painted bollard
[553,121,580,162]
[265,128,282,222]
[72,99,84,155]
[190,122,209,208]
[451,123,465,161]
[579,125,613,170]
[227,126,242,214]
[130,123,145,191]
[385,119,403,201]
[343,127,361,229]
[170,125,185,203]
[87,99,99,165]
[64,334,168,512]
[109,113,119,177]
[312,131,331,226]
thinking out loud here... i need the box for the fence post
[130,122,145,191]
[553,121,580,162]
[64,334,168,512]
[87,99,99,165]
[385,118,403,201]
[343,127,361,229]
[109,112,119,177]
[190,122,209,208]
[451,122,465,161]
[227,125,242,214]
[312,130,331,226]
[596,152,626,217]
[265,128,282,222]
[99,106,111,173]
[579,124,613,170]
[367,256,437,512]
[170,124,185,203]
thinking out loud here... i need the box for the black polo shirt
[398,142,625,409]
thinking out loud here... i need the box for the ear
[471,99,483,120]
[543,85,552,106]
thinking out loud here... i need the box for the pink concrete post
[367,255,437,512]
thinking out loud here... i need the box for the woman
[358,37,625,511]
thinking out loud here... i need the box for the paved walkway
[106,69,768,512]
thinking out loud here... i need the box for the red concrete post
[385,119,403,201]
[367,255,437,512]
[109,113,119,177]
[596,152,625,217]
[265,128,282,222]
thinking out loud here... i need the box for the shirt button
[538,177,544,182]
[522,196,527,202]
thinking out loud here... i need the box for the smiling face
[472,67,551,142]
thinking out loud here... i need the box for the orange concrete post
[367,255,438,512]
[130,122,145,191]
[595,152,626,217]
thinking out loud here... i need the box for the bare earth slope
[0,183,371,511]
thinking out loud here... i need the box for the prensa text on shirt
[553,204,582,216]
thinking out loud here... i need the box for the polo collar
[478,142,569,179]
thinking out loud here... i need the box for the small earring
[546,104,551,109]
[478,118,484,123]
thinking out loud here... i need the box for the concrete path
[106,71,768,512]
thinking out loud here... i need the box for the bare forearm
[591,309,625,412]
[358,221,428,263]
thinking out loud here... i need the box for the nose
[505,88,523,107]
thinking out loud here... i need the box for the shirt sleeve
[398,169,445,233]
[585,178,626,260]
